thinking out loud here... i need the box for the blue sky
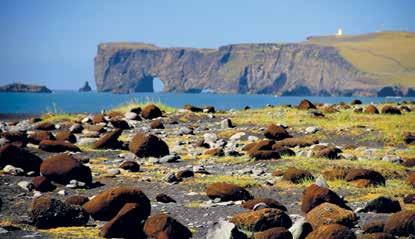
[0,0,414,90]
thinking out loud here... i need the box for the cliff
[95,33,415,96]
[0,83,52,93]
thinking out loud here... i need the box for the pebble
[305,126,319,134]
[106,168,121,176]
[18,181,33,191]
[3,165,25,176]
[58,190,67,195]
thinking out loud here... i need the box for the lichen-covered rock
[40,154,92,184]
[357,233,395,239]
[65,195,89,206]
[93,129,123,149]
[305,224,356,239]
[32,176,56,192]
[150,119,164,129]
[381,105,401,115]
[305,202,357,228]
[364,105,379,114]
[272,137,318,148]
[39,140,80,152]
[82,187,151,221]
[345,169,385,187]
[206,182,253,201]
[298,99,316,110]
[230,208,292,232]
[129,133,169,158]
[362,196,401,213]
[313,146,342,159]
[119,161,140,172]
[141,104,162,119]
[29,196,89,229]
[264,124,291,140]
[35,122,55,131]
[408,172,415,188]
[1,131,28,147]
[55,131,77,143]
[0,144,42,173]
[28,131,55,145]
[143,213,192,239]
[282,167,314,184]
[383,210,415,236]
[301,184,351,213]
[253,227,292,239]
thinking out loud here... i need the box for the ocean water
[0,91,414,114]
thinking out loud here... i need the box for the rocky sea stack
[0,83,52,93]
[78,81,92,92]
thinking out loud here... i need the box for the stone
[3,165,25,175]
[314,146,342,159]
[204,148,225,156]
[29,196,89,229]
[298,99,316,110]
[364,105,379,114]
[143,214,192,239]
[69,123,83,133]
[184,104,203,112]
[110,119,130,129]
[381,105,401,115]
[362,196,401,213]
[221,118,234,129]
[305,224,356,239]
[65,196,89,206]
[18,181,34,191]
[150,119,164,129]
[39,140,80,153]
[0,144,42,173]
[383,210,415,236]
[40,154,92,185]
[381,155,401,164]
[282,167,314,184]
[206,219,246,239]
[351,99,362,105]
[93,129,123,149]
[1,131,28,147]
[305,202,357,228]
[141,104,162,119]
[92,114,106,124]
[253,227,293,239]
[362,220,385,233]
[230,208,292,232]
[305,126,318,134]
[28,131,55,145]
[345,169,385,187]
[178,126,194,135]
[272,137,318,148]
[301,184,351,213]
[82,187,151,221]
[264,124,291,140]
[156,193,176,203]
[35,122,55,131]
[32,176,56,192]
[119,161,140,172]
[55,131,77,143]
[100,203,147,238]
[408,172,415,187]
[289,217,312,239]
[404,132,415,144]
[242,198,287,211]
[358,233,395,239]
[106,168,120,177]
[129,133,169,158]
[176,169,194,179]
[124,112,140,120]
[206,182,253,202]
[315,175,329,188]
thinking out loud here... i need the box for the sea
[0,91,414,114]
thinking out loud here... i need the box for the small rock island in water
[0,83,52,93]
[78,81,92,92]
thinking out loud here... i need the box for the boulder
[55,131,76,143]
[109,119,130,129]
[40,154,92,184]
[32,176,56,192]
[272,137,318,148]
[28,131,55,144]
[245,140,275,151]
[100,203,147,238]
[322,166,350,180]
[357,233,395,239]
[383,210,415,236]
[143,213,192,239]
[184,104,203,112]
[381,105,401,115]
[83,187,151,221]
[69,123,83,133]
[351,99,362,105]
[124,112,141,120]
[404,132,415,144]
[345,169,385,187]
[364,105,379,114]
[206,182,253,201]
[1,131,28,147]
[150,119,164,129]
[301,184,351,213]
[282,167,314,184]
[362,220,385,233]
[298,99,316,110]
[141,104,162,119]
[249,150,281,160]
[93,129,123,149]
[35,122,56,131]
[130,107,142,114]
[253,227,292,239]
[119,161,140,172]
[242,198,287,211]
[65,195,89,206]
[129,133,169,158]
[204,148,225,156]
[305,224,356,239]
[264,124,291,140]
[39,140,80,152]
[92,114,106,124]
[29,196,89,229]
[156,193,176,203]
[0,144,42,173]
[314,146,342,159]
[305,202,357,229]
[362,196,401,213]
[230,208,292,232]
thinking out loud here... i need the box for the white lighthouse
[336,28,343,37]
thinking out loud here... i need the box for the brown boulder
[0,144,42,173]
[129,133,169,158]
[156,193,176,203]
[345,169,385,187]
[92,114,106,124]
[35,122,56,131]
[282,167,314,184]
[306,203,357,229]
[381,105,401,115]
[28,131,55,144]
[402,157,415,167]
[322,166,350,180]
[150,119,164,129]
[272,137,318,148]
[143,213,192,239]
[130,107,142,114]
[383,210,415,236]
[65,195,89,206]
[253,227,292,239]
[408,172,415,188]
[100,203,147,238]
[305,224,356,239]
[204,148,224,156]
[244,140,275,152]
[83,187,151,221]
[93,129,123,149]
[314,146,342,159]
[119,161,140,172]
[141,104,162,119]
[55,131,76,143]
[110,119,130,129]
[357,233,395,239]
[351,99,362,105]
[364,105,379,114]
[242,198,287,211]
[264,124,291,140]
[184,104,203,112]
[301,184,351,213]
[230,208,292,232]
[32,176,56,192]
[298,99,316,110]
[40,154,92,184]
[39,140,80,152]
[249,150,281,160]
[206,182,253,201]
[362,220,385,233]
[1,131,28,147]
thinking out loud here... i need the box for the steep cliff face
[95,42,381,95]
